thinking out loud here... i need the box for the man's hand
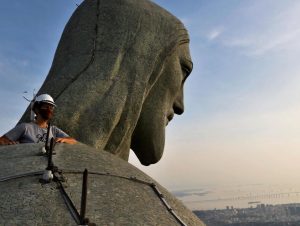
[55,137,77,144]
[0,136,18,145]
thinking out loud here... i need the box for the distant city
[172,184,300,225]
[193,203,300,226]
[172,184,300,210]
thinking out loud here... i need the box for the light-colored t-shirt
[4,122,69,144]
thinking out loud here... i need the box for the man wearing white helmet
[0,94,77,145]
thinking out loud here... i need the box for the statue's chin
[132,145,164,166]
[131,132,165,166]
[130,107,166,165]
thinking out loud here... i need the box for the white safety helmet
[34,94,56,106]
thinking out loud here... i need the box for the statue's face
[131,43,193,165]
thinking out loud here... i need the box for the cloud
[248,29,300,56]
[219,1,300,56]
[206,27,224,40]
[20,60,29,67]
[223,38,253,48]
[223,28,300,56]
[172,190,210,198]
[0,54,28,75]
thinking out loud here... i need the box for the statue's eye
[182,66,190,76]
[180,57,193,85]
[181,63,192,83]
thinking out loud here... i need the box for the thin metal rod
[45,122,51,151]
[80,169,88,224]
[47,138,54,170]
[57,180,81,224]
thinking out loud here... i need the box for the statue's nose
[173,91,184,115]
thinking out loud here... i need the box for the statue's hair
[20,0,189,159]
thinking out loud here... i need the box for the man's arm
[53,126,77,144]
[0,136,18,145]
[1,123,26,145]
[55,137,77,144]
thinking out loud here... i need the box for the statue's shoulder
[0,143,205,225]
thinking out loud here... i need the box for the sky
[1,0,300,194]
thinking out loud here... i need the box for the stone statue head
[20,0,193,165]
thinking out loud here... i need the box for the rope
[0,171,44,182]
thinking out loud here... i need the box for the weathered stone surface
[20,0,193,166]
[0,143,205,225]
[9,0,202,224]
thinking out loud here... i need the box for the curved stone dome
[0,143,205,225]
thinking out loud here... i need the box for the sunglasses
[40,104,55,110]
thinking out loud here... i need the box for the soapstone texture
[0,143,205,225]
[19,0,192,165]
[6,0,204,224]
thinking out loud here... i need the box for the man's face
[37,103,55,120]
[131,43,193,165]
